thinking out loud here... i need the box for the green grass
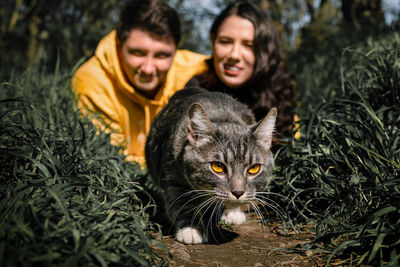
[0,66,168,266]
[272,32,400,265]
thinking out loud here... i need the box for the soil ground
[158,213,326,267]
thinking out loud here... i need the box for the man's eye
[244,42,254,48]
[155,53,172,59]
[128,50,145,56]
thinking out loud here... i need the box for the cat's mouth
[223,199,252,208]
[224,201,249,209]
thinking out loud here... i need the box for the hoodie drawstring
[144,105,151,135]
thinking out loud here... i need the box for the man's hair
[116,0,181,46]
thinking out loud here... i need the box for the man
[72,0,208,165]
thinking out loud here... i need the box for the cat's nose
[231,190,244,199]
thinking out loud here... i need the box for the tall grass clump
[0,65,167,266]
[273,32,400,265]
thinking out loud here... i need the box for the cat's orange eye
[211,162,226,174]
[247,164,261,175]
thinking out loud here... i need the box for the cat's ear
[253,108,277,150]
[187,103,214,146]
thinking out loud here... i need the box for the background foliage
[1,0,399,266]
[1,0,398,68]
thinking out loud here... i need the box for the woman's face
[213,15,255,88]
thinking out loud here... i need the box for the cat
[145,87,277,244]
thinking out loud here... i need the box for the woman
[187,1,296,139]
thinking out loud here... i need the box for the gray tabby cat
[145,87,277,244]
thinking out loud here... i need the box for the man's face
[118,29,177,98]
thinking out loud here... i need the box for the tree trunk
[0,0,23,47]
[27,16,41,65]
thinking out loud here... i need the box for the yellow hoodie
[72,30,209,165]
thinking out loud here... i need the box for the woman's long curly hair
[204,1,296,138]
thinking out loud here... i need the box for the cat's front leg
[221,206,246,225]
[176,227,208,244]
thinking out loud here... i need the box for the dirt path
[159,214,325,266]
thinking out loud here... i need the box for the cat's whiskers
[168,190,216,228]
[215,194,229,201]
[169,193,214,221]
[201,197,223,243]
[255,196,288,223]
[210,198,228,242]
[256,191,293,213]
[189,196,220,239]
[191,195,218,223]
[184,194,227,244]
[249,200,268,233]
[256,191,298,213]
[169,189,214,210]
[214,190,232,201]
[216,200,226,222]
[256,191,294,204]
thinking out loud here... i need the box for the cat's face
[183,103,276,207]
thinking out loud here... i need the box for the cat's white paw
[221,207,246,225]
[176,227,204,244]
